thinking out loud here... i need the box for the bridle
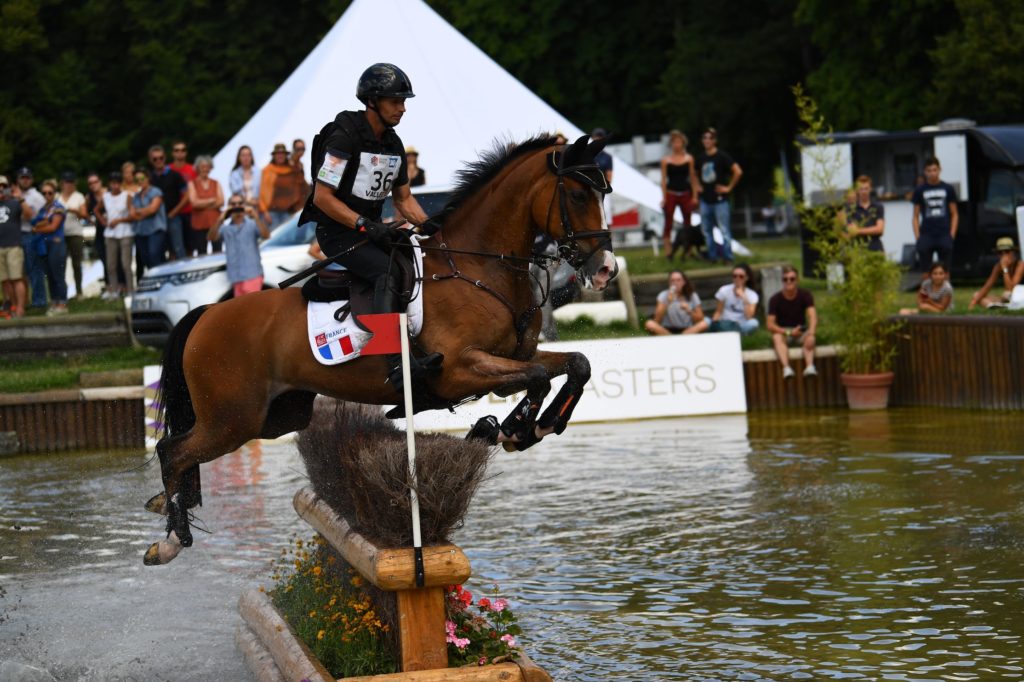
[544,148,613,270]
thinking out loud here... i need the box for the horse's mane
[442,134,558,215]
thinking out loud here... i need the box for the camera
[227,206,244,214]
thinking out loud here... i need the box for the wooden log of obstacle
[238,588,334,682]
[235,623,286,682]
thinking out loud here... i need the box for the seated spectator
[644,270,708,335]
[711,263,759,335]
[969,237,1024,309]
[901,263,953,315]
[767,266,817,379]
[208,194,270,297]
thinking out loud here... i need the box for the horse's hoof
[143,543,163,566]
[144,492,168,516]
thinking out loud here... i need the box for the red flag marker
[359,313,402,355]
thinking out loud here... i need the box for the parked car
[131,185,578,346]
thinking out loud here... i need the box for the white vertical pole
[399,314,425,586]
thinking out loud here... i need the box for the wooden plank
[235,624,287,682]
[344,662,524,681]
[293,487,472,591]
[237,589,334,682]
[397,587,448,671]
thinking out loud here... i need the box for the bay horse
[145,134,618,565]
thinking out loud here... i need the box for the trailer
[799,122,1024,278]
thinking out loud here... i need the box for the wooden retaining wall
[742,346,846,410]
[0,388,144,454]
[891,315,1024,410]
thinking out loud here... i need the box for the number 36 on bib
[352,152,402,200]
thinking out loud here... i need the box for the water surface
[1,408,1022,680]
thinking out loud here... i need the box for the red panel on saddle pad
[358,313,402,355]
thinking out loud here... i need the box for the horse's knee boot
[466,415,500,444]
[538,382,584,435]
[500,396,542,442]
[166,493,193,548]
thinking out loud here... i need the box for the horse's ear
[562,135,590,168]
[585,135,609,161]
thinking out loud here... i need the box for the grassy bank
[0,346,161,394]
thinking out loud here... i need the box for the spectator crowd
[0,139,310,318]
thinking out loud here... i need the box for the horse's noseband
[545,150,613,270]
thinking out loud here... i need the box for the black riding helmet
[356,63,415,104]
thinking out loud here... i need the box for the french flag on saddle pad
[315,331,355,361]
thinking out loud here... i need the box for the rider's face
[376,97,406,126]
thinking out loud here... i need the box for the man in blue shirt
[912,157,959,271]
[208,194,270,297]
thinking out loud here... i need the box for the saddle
[301,247,418,332]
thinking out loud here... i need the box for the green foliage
[270,535,397,678]
[0,346,160,393]
[792,85,903,374]
[444,584,523,667]
[929,0,1024,123]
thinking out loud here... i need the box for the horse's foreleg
[528,350,592,437]
[435,350,551,447]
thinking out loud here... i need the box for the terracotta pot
[840,372,895,410]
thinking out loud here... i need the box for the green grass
[616,236,801,275]
[0,346,161,393]
[22,296,126,317]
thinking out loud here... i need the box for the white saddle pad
[307,235,426,366]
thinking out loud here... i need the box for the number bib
[351,152,402,201]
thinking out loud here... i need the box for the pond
[1,408,1022,680]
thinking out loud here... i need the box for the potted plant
[793,86,902,409]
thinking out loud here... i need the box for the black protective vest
[299,110,407,227]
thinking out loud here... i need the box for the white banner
[409,333,747,432]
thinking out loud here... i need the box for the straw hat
[995,236,1018,252]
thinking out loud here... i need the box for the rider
[299,63,441,391]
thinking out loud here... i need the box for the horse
[145,134,619,565]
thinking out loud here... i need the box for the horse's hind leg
[143,421,256,566]
[259,390,316,439]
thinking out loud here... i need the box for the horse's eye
[570,189,587,204]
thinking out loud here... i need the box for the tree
[929,0,1024,124]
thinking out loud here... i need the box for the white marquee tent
[210,0,662,215]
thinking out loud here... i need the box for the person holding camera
[209,194,270,297]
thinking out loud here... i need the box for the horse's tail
[157,305,210,439]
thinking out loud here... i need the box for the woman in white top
[711,263,760,336]
[102,172,134,297]
[59,172,88,298]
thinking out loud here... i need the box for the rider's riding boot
[373,275,443,393]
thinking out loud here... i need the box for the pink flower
[445,620,457,637]
[454,636,470,650]
[477,597,491,610]
[491,598,507,612]
[478,656,488,666]
[501,634,517,647]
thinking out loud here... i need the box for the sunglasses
[42,190,55,196]
[783,276,797,282]
[293,147,305,152]
[151,155,165,161]
[732,273,746,279]
[0,184,7,188]
[173,147,187,152]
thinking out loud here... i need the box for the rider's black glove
[356,216,401,250]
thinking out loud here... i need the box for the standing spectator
[845,175,885,252]
[30,180,69,316]
[0,176,28,317]
[259,143,304,229]
[129,169,167,277]
[121,161,141,195]
[58,172,88,298]
[85,173,108,284]
[406,146,427,187]
[170,140,197,251]
[660,130,697,259]
[102,172,134,299]
[208,194,270,297]
[711,263,759,335]
[901,262,954,315]
[767,266,818,379]
[692,127,743,263]
[16,168,47,309]
[644,270,708,335]
[291,138,307,177]
[912,157,958,271]
[148,145,187,260]
[186,155,224,256]
[229,145,261,213]
[969,237,1024,309]
[591,128,614,221]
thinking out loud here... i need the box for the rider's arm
[312,181,362,229]
[392,182,429,225]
